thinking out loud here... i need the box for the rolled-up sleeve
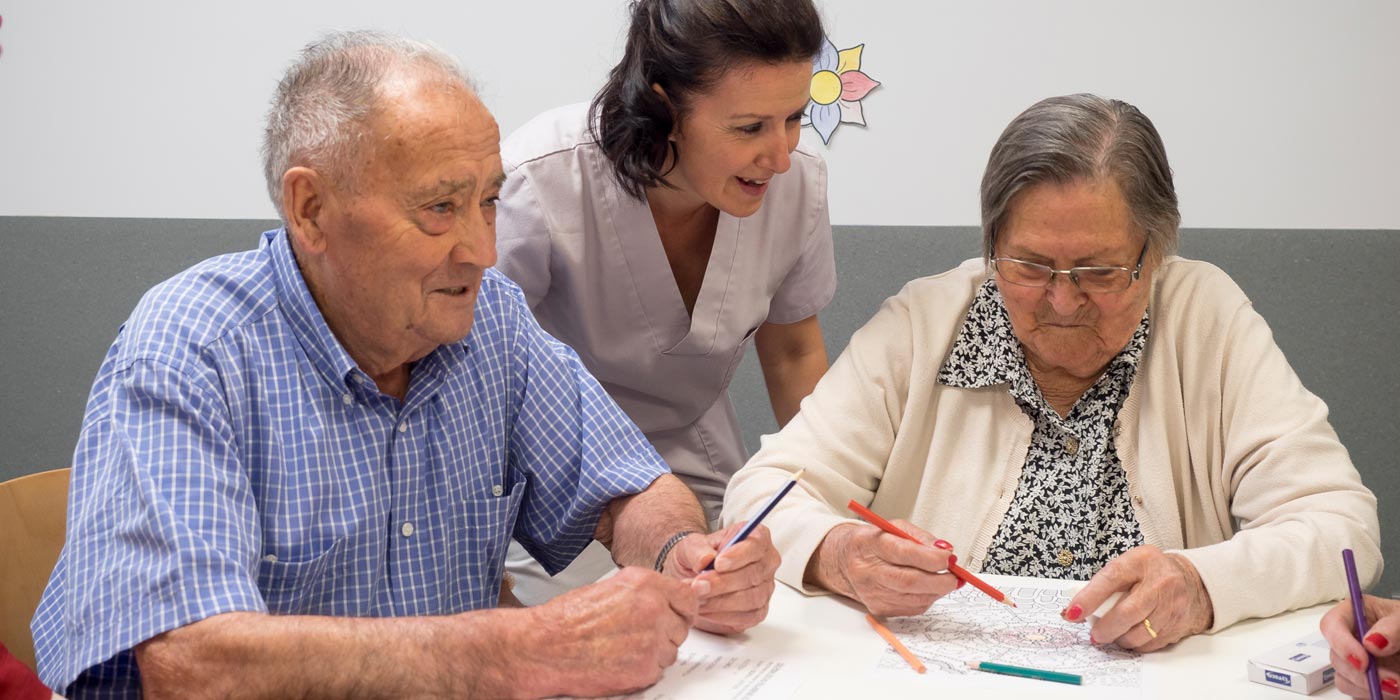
[33,350,265,694]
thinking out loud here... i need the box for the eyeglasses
[991,243,1148,294]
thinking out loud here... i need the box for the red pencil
[847,499,1017,608]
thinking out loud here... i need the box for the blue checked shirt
[31,229,670,698]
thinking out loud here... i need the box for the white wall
[1,0,1396,228]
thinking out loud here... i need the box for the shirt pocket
[448,473,527,611]
[256,536,352,615]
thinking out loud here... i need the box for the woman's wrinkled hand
[1062,545,1213,652]
[805,521,960,617]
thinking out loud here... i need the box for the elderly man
[32,31,778,699]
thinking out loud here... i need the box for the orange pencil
[847,499,1017,608]
[865,614,926,674]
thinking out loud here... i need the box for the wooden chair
[0,469,71,673]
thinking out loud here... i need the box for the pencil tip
[791,468,805,481]
[1003,599,1018,608]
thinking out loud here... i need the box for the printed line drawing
[877,583,1142,688]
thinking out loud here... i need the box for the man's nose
[452,214,498,268]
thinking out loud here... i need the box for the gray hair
[261,30,475,220]
[979,94,1180,263]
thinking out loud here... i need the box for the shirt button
[401,522,415,537]
[263,554,278,563]
[1065,436,1080,455]
[1113,421,1123,438]
[1057,549,1074,567]
[398,422,408,433]
[341,393,353,406]
[352,375,365,384]
[491,484,504,497]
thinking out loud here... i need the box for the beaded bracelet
[654,530,698,573]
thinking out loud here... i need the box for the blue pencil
[702,469,804,571]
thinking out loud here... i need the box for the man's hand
[1062,545,1213,652]
[804,521,959,617]
[521,567,699,698]
[664,523,780,635]
[136,568,698,700]
[1320,594,1400,698]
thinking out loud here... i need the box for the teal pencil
[966,661,1083,686]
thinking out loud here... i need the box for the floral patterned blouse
[936,280,1148,579]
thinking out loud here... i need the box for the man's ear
[651,83,680,141]
[283,166,329,254]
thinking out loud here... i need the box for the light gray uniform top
[496,103,837,519]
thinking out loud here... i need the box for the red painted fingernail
[1063,604,1083,621]
[947,554,958,566]
[1382,677,1398,695]
[1348,654,1364,670]
[933,539,953,550]
[956,577,966,589]
[1090,634,1099,645]
[1367,632,1390,650]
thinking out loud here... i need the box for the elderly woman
[722,94,1381,650]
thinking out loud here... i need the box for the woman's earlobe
[651,83,680,140]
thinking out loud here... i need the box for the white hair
[261,30,476,220]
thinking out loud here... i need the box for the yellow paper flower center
[809,70,842,106]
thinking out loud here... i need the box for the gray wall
[1,217,1395,596]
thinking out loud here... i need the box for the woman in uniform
[497,0,834,602]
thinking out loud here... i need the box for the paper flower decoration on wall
[803,36,881,145]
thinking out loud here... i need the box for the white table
[634,575,1341,699]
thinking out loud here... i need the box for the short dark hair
[589,0,825,199]
[980,94,1180,264]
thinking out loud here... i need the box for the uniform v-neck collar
[600,176,741,357]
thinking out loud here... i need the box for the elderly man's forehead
[367,75,498,140]
[375,65,483,111]
[376,59,474,98]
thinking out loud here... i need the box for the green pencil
[966,661,1083,685]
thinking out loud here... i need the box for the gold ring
[1142,618,1158,639]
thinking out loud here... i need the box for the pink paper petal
[840,71,881,102]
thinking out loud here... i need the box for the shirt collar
[938,280,1026,389]
[938,279,1150,395]
[264,228,362,391]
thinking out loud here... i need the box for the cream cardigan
[722,257,1381,631]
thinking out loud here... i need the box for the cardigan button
[1065,436,1080,455]
[1057,549,1074,567]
